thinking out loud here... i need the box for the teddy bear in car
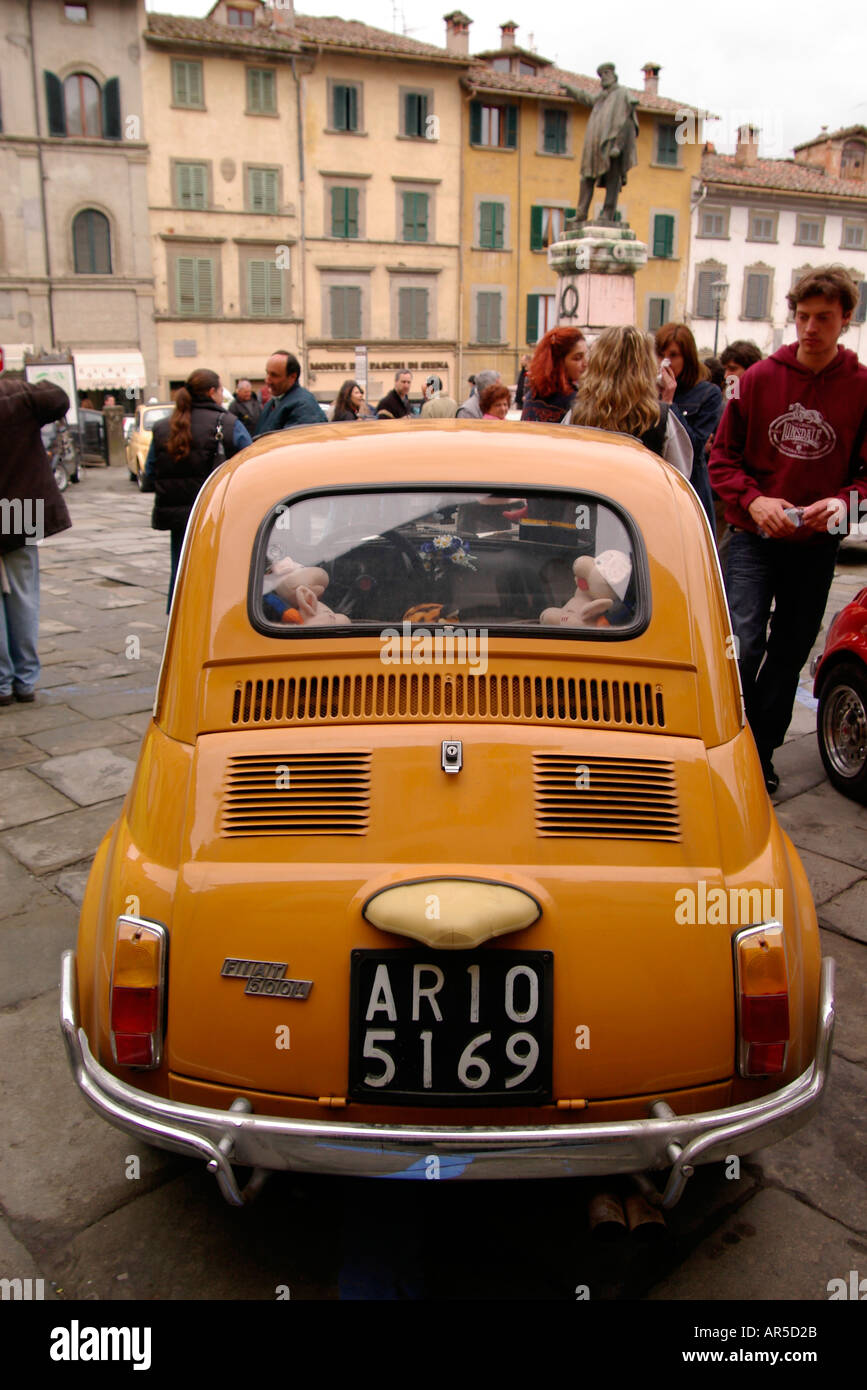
[540,550,632,628]
[263,556,350,626]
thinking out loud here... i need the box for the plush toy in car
[263,556,350,626]
[540,550,632,628]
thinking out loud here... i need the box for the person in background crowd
[332,380,370,421]
[420,375,458,419]
[655,322,723,532]
[701,356,726,390]
[0,377,71,705]
[514,353,531,410]
[145,368,252,607]
[260,383,272,405]
[720,340,763,395]
[521,327,588,423]
[457,369,501,419]
[710,265,867,794]
[480,382,512,420]
[103,394,117,408]
[79,396,94,409]
[254,352,326,436]
[228,379,262,434]
[376,370,413,419]
[570,326,693,477]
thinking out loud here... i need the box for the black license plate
[349,949,553,1105]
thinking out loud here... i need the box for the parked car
[41,419,82,490]
[61,421,834,1208]
[125,402,174,487]
[813,586,867,802]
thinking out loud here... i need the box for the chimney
[444,10,472,55]
[641,62,660,97]
[735,123,760,168]
[500,20,518,49]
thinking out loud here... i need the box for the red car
[813,586,867,802]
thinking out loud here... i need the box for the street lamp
[710,280,729,356]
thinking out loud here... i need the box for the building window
[854,280,867,323]
[398,287,429,339]
[332,83,360,132]
[247,259,284,317]
[699,207,728,238]
[479,201,505,249]
[64,4,88,21]
[176,256,216,316]
[652,213,675,258]
[72,209,111,273]
[64,73,101,136]
[331,187,359,238]
[247,167,279,214]
[227,5,255,24]
[795,215,824,246]
[518,59,536,76]
[526,293,556,344]
[330,285,362,339]
[402,192,429,242]
[470,100,518,149]
[491,57,510,73]
[748,210,777,242]
[475,290,503,343]
[694,264,725,318]
[44,71,120,139]
[247,68,276,114]
[842,220,866,250]
[542,109,567,154]
[743,269,771,319]
[172,60,204,109]
[174,162,208,210]
[841,140,866,179]
[403,91,429,138]
[656,123,678,165]
[647,296,672,332]
[530,206,572,251]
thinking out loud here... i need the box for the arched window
[841,140,866,179]
[64,73,101,136]
[73,209,111,273]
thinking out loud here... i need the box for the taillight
[110,916,167,1069]
[734,922,789,1077]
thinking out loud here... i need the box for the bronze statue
[562,63,639,225]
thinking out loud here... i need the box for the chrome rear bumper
[61,952,834,1208]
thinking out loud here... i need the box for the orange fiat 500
[61,421,834,1207]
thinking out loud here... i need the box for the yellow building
[452,18,705,381]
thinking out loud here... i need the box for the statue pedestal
[548,223,648,333]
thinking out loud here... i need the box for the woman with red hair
[520,327,588,423]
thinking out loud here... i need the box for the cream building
[0,0,155,397]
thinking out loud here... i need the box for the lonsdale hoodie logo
[768,401,836,460]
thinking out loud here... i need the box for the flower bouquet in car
[418,534,477,579]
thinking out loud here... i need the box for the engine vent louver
[231,673,665,730]
[534,754,680,841]
[222,751,370,837]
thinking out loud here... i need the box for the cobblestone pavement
[1,465,865,1301]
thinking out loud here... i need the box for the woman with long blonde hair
[569,326,692,477]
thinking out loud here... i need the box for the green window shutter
[177,164,206,209]
[469,100,482,145]
[526,293,540,344]
[103,78,122,141]
[73,212,91,272]
[267,261,283,316]
[45,71,66,136]
[657,123,677,164]
[177,257,196,315]
[249,169,277,213]
[529,206,543,251]
[334,84,358,131]
[477,291,501,342]
[544,110,565,154]
[398,288,428,339]
[264,170,278,213]
[505,106,518,148]
[653,214,674,258]
[172,62,186,106]
[189,63,203,107]
[477,293,489,342]
[247,69,260,111]
[398,287,413,339]
[479,202,494,248]
[745,273,768,318]
[173,61,201,107]
[249,259,267,316]
[345,186,359,237]
[416,193,428,240]
[347,84,358,131]
[492,203,504,249]
[331,187,345,235]
[331,286,362,338]
[261,70,275,112]
[405,92,419,136]
[195,258,214,316]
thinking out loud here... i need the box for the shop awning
[73,350,146,391]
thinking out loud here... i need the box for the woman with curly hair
[480,382,512,419]
[569,326,692,477]
[654,322,723,528]
[145,368,252,607]
[520,326,588,423]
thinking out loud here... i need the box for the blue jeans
[724,528,838,763]
[0,545,40,696]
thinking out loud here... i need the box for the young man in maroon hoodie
[710,266,867,794]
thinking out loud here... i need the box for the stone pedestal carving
[548,223,648,333]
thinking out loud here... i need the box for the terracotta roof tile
[293,13,468,60]
[464,62,706,115]
[793,124,867,151]
[147,12,304,52]
[148,10,470,63]
[702,151,867,200]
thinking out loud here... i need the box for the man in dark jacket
[710,266,867,793]
[254,352,326,436]
[228,380,262,434]
[0,378,71,703]
[376,370,413,419]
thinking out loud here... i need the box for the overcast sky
[148,0,866,157]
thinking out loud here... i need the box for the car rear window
[143,407,172,431]
[253,489,647,639]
